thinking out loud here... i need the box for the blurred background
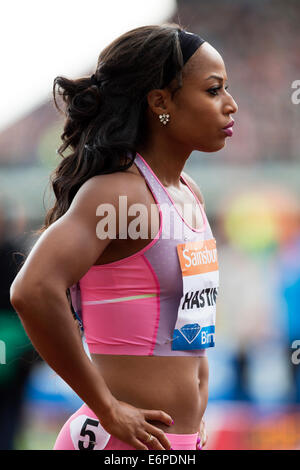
[1,0,300,450]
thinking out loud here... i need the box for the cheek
[175,102,207,130]
[170,95,221,141]
[173,105,226,152]
[185,98,219,128]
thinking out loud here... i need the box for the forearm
[10,283,113,419]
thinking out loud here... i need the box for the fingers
[131,437,149,451]
[107,402,174,450]
[143,409,174,427]
[141,409,173,450]
[196,422,208,449]
[199,419,207,448]
[127,425,172,451]
[143,423,172,450]
[138,430,165,451]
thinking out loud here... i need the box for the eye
[207,85,229,96]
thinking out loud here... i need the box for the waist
[78,403,200,449]
[91,354,208,434]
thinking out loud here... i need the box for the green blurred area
[0,311,33,384]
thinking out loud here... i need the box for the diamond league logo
[179,323,201,344]
[179,324,215,346]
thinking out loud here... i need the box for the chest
[166,183,204,230]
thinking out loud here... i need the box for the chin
[198,140,226,153]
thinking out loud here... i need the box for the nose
[224,92,238,115]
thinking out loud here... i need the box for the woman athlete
[10,24,238,451]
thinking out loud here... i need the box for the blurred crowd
[0,204,37,449]
[175,0,300,163]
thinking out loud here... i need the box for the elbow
[10,278,44,313]
[10,280,28,312]
[10,278,66,315]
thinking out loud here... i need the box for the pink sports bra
[70,152,219,356]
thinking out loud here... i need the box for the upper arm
[182,171,205,210]
[11,173,135,298]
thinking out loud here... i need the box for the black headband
[178,30,205,65]
[90,30,206,88]
[161,30,205,87]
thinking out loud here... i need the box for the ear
[146,89,170,116]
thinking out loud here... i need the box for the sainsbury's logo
[177,239,219,276]
[182,245,217,268]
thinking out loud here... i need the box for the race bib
[70,414,111,450]
[172,239,219,351]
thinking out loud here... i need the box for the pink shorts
[53,404,199,450]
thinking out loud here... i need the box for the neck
[136,136,192,188]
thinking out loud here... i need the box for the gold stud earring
[159,113,170,125]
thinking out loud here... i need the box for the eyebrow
[205,74,228,82]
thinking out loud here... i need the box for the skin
[10,41,237,450]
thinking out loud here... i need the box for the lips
[222,119,234,137]
[223,120,235,130]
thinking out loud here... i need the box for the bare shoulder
[69,167,145,214]
[181,171,205,208]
